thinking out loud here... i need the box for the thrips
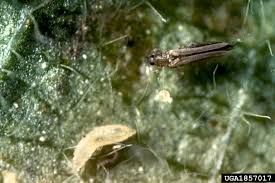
[147,42,234,68]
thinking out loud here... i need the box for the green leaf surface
[0,0,274,182]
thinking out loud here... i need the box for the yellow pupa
[1,171,17,183]
[72,124,136,173]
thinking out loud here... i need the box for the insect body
[147,42,234,68]
[72,124,136,174]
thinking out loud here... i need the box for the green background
[0,0,274,182]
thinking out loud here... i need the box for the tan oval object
[2,171,17,183]
[72,124,136,173]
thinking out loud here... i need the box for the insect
[72,124,136,174]
[147,42,234,68]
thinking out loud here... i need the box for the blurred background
[0,0,274,182]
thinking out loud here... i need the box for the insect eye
[148,55,155,65]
